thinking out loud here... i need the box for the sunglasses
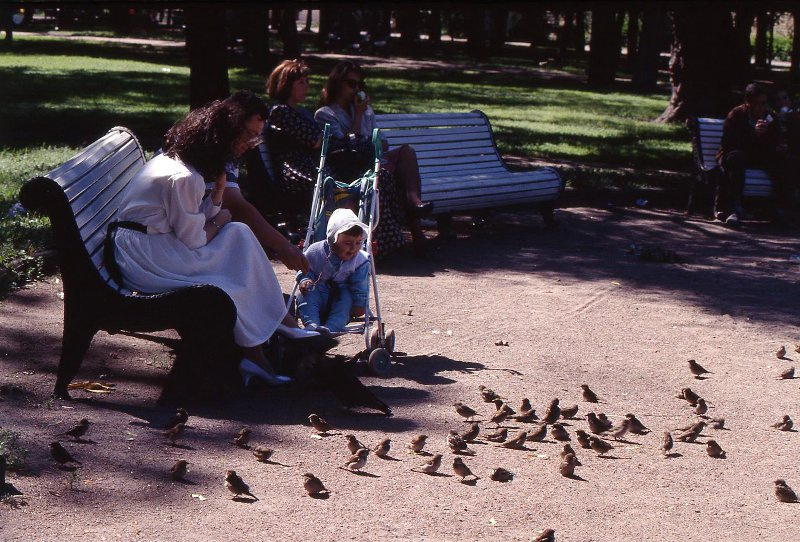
[344,78,365,90]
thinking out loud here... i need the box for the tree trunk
[397,8,419,49]
[731,8,756,85]
[280,8,301,59]
[755,11,768,67]
[523,7,548,49]
[587,9,624,87]
[317,8,333,48]
[428,9,442,44]
[558,12,574,55]
[466,7,487,58]
[574,11,586,55]
[657,9,735,123]
[304,9,312,32]
[238,5,271,74]
[489,8,508,53]
[270,8,282,31]
[632,10,667,92]
[186,6,229,110]
[792,9,800,79]
[1,3,12,44]
[626,10,640,70]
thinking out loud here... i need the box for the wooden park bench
[18,127,239,401]
[688,117,773,213]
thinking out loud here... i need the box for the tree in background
[465,6,487,58]
[587,9,624,87]
[186,5,229,110]
[237,5,271,74]
[632,9,668,93]
[280,8,301,58]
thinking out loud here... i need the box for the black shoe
[408,201,433,217]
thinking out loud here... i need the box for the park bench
[688,117,773,213]
[19,127,239,401]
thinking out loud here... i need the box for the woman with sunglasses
[316,60,432,256]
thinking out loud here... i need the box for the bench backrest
[694,117,723,171]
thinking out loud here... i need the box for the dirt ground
[1,203,799,541]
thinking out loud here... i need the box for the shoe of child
[276,323,319,340]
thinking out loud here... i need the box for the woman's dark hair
[320,60,365,107]
[224,89,269,120]
[744,82,767,102]
[162,96,259,179]
[266,59,310,103]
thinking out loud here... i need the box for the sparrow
[694,398,708,416]
[452,457,478,481]
[493,399,516,416]
[550,423,570,441]
[560,404,579,419]
[448,430,475,455]
[661,431,674,456]
[709,417,725,429]
[409,434,428,453]
[164,408,188,429]
[373,438,391,458]
[581,384,599,403]
[490,405,511,426]
[500,431,528,449]
[795,344,800,354]
[170,459,188,481]
[778,367,795,379]
[490,467,514,482]
[611,419,630,440]
[308,413,332,434]
[346,434,367,454]
[519,398,532,412]
[343,448,369,471]
[542,399,561,424]
[774,479,798,503]
[461,423,480,443]
[303,472,329,496]
[251,446,275,462]
[678,388,700,406]
[688,359,711,378]
[233,427,252,448]
[776,346,787,359]
[625,414,650,434]
[163,422,185,445]
[414,453,443,474]
[676,421,705,442]
[478,385,500,403]
[514,408,538,423]
[533,530,556,542]
[597,413,614,430]
[49,442,81,465]
[526,424,547,442]
[586,413,608,434]
[485,427,508,443]
[559,453,578,477]
[589,436,613,455]
[454,401,479,421]
[575,429,592,449]
[225,470,258,500]
[560,444,581,465]
[706,439,726,459]
[771,415,793,431]
[63,418,91,441]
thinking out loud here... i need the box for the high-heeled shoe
[239,358,293,387]
[277,323,320,340]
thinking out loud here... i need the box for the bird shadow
[419,471,451,477]
[777,356,793,361]
[56,464,80,471]
[231,496,259,503]
[257,460,294,467]
[665,452,683,459]
[0,483,23,497]
[411,451,432,457]
[165,443,194,450]
[345,470,380,478]
[66,438,97,445]
[453,450,476,456]
[612,438,642,446]
[565,474,588,482]
[172,478,197,486]
[597,455,624,460]
[376,455,402,462]
[693,376,709,380]
[309,492,330,500]
[459,478,479,486]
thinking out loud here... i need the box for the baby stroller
[287,124,396,376]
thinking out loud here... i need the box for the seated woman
[111,98,295,387]
[315,60,432,255]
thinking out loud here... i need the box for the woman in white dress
[112,98,294,386]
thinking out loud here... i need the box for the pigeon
[771,415,793,431]
[581,384,599,403]
[170,459,188,481]
[550,423,570,441]
[233,427,252,448]
[409,434,428,454]
[303,472,329,496]
[625,414,650,434]
[163,423,185,446]
[774,479,798,502]
[342,448,369,471]
[346,435,367,454]
[776,346,787,359]
[251,446,275,462]
[589,436,613,455]
[587,413,608,434]
[485,427,508,443]
[308,414,332,434]
[64,418,90,441]
[706,439,726,458]
[709,417,725,429]
[560,453,578,477]
[526,424,547,443]
[542,399,561,424]
[661,432,674,456]
[560,404,579,419]
[49,442,81,465]
[533,529,556,542]
[373,438,391,458]
[478,385,500,403]
[490,467,514,482]
[694,398,708,416]
[454,402,479,421]
[676,421,705,442]
[575,429,592,449]
[448,430,475,455]
[688,359,711,378]
[611,419,630,440]
[452,457,478,481]
[778,367,795,379]
[225,470,258,500]
[164,408,188,429]
[461,423,480,443]
[500,431,528,449]
[414,453,443,475]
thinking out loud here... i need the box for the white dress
[113,154,287,347]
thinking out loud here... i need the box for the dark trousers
[718,150,799,215]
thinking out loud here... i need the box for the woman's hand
[354,94,370,117]
[755,119,770,135]
[298,279,314,294]
[209,171,227,205]
[276,241,310,273]
[204,208,232,242]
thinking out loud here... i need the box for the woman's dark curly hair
[162,90,266,179]
[320,60,365,107]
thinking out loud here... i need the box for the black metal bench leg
[54,322,97,399]
[540,202,557,228]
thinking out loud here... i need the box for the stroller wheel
[384,328,396,353]
[368,348,391,376]
[369,326,381,351]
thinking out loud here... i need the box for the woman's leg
[386,145,424,207]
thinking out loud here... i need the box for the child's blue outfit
[296,240,369,332]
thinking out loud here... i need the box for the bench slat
[387,132,494,148]
[381,126,491,140]
[390,139,494,153]
[423,170,561,190]
[68,143,142,217]
[375,112,484,122]
[419,163,506,176]
[51,132,140,192]
[417,154,499,167]
[414,145,499,160]
[376,117,489,129]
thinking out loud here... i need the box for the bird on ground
[597,413,614,430]
[233,427,252,448]
[542,399,561,424]
[448,430,475,455]
[560,453,578,477]
[49,442,81,465]
[688,359,712,378]
[514,408,538,423]
[778,367,795,379]
[771,415,793,431]
[485,427,508,443]
[225,470,258,500]
[589,436,613,456]
[454,402,479,421]
[625,414,650,434]
[373,438,391,458]
[500,431,528,449]
[303,472,329,496]
[165,408,188,429]
[776,346,787,359]
[346,435,367,454]
[490,405,512,427]
[560,444,581,465]
[774,479,798,503]
[678,388,700,406]
[519,398,532,412]
[409,434,428,453]
[414,453,443,475]
[661,432,674,456]
[452,457,478,482]
[533,529,556,542]
[461,423,480,443]
[343,448,369,471]
[170,460,188,481]
[709,417,725,429]
[550,423,570,441]
[251,446,275,462]
[581,384,599,403]
[526,424,547,443]
[587,413,609,435]
[796,344,800,354]
[163,423,185,446]
[706,440,726,458]
[694,398,708,416]
[478,385,500,403]
[612,419,630,440]
[64,418,90,441]
[308,414,332,434]
[560,404,579,419]
[493,399,516,416]
[575,429,592,449]
[490,467,514,482]
[676,421,705,442]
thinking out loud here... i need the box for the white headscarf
[326,208,369,245]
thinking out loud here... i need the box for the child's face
[332,232,364,261]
